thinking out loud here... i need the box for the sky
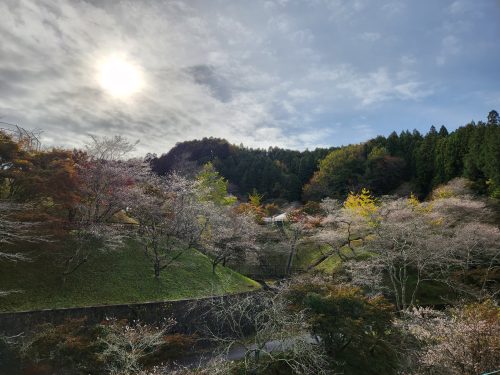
[0,0,499,155]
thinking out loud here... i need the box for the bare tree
[0,201,48,295]
[63,221,126,276]
[130,173,209,278]
[0,203,32,262]
[197,290,331,374]
[85,135,138,161]
[99,318,175,375]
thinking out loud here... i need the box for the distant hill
[151,111,500,201]
[151,138,332,201]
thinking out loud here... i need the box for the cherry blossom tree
[365,198,452,310]
[64,136,140,275]
[398,301,500,375]
[0,201,49,295]
[447,221,500,300]
[309,196,371,269]
[99,318,175,375]
[200,205,260,274]
[130,173,209,278]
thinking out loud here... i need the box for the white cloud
[306,66,433,107]
[359,32,381,42]
[0,0,493,155]
[436,34,461,66]
[288,88,317,99]
[381,2,406,16]
[400,55,417,66]
[448,0,474,15]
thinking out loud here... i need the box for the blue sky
[0,0,499,155]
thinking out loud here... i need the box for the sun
[97,56,143,98]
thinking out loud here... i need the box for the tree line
[150,137,332,201]
[151,110,499,201]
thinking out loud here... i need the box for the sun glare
[97,56,143,98]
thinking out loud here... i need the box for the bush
[19,318,106,374]
[288,277,401,375]
[0,335,22,375]
[16,317,187,375]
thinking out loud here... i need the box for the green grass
[0,240,260,312]
[294,241,325,269]
[294,242,358,273]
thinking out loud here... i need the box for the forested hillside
[305,110,500,200]
[151,138,332,201]
[153,110,500,201]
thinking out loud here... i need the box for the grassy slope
[294,242,349,272]
[0,240,259,312]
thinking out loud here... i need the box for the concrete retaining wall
[0,292,254,335]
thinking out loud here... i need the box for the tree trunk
[286,243,296,276]
[154,260,161,278]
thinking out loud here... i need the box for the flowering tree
[0,201,49,296]
[447,221,500,300]
[399,301,500,375]
[130,173,209,278]
[200,205,260,274]
[99,318,175,375]
[64,136,140,275]
[309,193,373,269]
[347,193,499,309]
[365,198,452,310]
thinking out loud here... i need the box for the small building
[263,213,288,224]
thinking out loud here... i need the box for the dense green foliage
[151,138,332,201]
[152,111,499,201]
[305,111,500,199]
[288,280,401,375]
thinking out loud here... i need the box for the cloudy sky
[1,0,499,155]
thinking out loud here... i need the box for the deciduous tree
[200,206,260,274]
[130,173,209,278]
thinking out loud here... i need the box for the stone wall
[0,292,253,335]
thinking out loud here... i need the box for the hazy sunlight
[97,56,143,98]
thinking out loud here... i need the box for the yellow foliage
[407,192,420,208]
[407,192,433,214]
[432,186,453,199]
[430,217,444,226]
[344,188,378,218]
[248,189,264,207]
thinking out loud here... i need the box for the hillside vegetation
[1,116,499,375]
[152,110,500,201]
[0,240,259,312]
